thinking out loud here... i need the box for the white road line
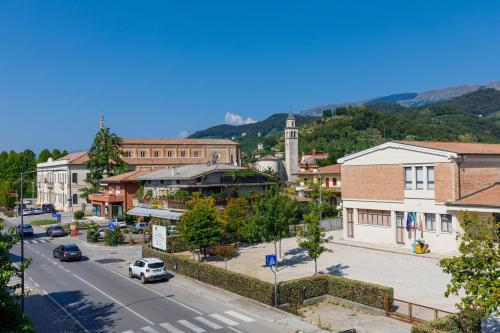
[224,310,255,323]
[194,316,222,330]
[159,322,186,333]
[41,289,90,333]
[177,320,205,333]
[96,263,203,315]
[28,276,34,282]
[72,273,154,325]
[35,250,40,254]
[209,314,238,326]
[33,282,40,288]
[141,326,160,333]
[64,268,70,273]
[121,331,134,333]
[227,327,243,333]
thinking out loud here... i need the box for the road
[5,215,301,333]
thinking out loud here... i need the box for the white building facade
[36,152,90,212]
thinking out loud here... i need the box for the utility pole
[19,172,25,311]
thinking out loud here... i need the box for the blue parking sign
[52,212,58,218]
[266,255,277,267]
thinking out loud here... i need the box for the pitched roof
[258,155,281,161]
[101,169,154,183]
[56,151,89,164]
[137,163,245,181]
[318,164,341,174]
[122,138,238,145]
[395,141,500,155]
[447,183,500,209]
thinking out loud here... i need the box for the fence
[320,217,343,230]
[384,297,454,324]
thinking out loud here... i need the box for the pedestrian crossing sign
[266,255,277,267]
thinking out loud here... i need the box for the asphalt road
[5,217,293,333]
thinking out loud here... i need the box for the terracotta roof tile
[101,169,154,183]
[318,164,341,174]
[56,151,89,164]
[447,183,500,208]
[395,141,500,155]
[122,138,238,145]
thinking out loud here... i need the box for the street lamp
[19,169,37,311]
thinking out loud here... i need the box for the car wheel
[129,269,134,278]
[53,252,56,258]
[140,274,146,284]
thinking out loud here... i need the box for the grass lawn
[31,219,56,226]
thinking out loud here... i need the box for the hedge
[412,316,462,333]
[142,246,275,305]
[278,274,393,310]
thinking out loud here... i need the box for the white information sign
[152,224,167,251]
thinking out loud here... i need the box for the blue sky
[1,1,500,152]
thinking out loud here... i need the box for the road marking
[177,320,205,333]
[209,314,238,326]
[28,276,34,282]
[140,326,160,333]
[72,273,154,325]
[35,250,40,254]
[121,331,134,333]
[224,310,255,323]
[96,263,203,315]
[194,317,222,330]
[159,322,186,333]
[41,289,90,333]
[227,327,243,333]
[34,282,40,288]
[64,268,70,273]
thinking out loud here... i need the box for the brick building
[338,141,500,254]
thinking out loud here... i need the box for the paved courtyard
[203,231,460,312]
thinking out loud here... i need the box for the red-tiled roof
[395,141,500,155]
[122,138,237,145]
[56,151,89,164]
[447,183,500,208]
[102,169,154,183]
[318,164,341,174]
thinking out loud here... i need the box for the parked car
[21,208,33,216]
[128,258,167,283]
[16,224,34,237]
[41,204,56,213]
[32,207,43,215]
[46,225,67,237]
[132,222,148,234]
[15,204,27,213]
[97,227,106,239]
[53,244,82,261]
[109,218,127,228]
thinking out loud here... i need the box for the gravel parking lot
[204,231,460,312]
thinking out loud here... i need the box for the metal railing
[384,297,454,324]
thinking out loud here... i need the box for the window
[180,151,186,157]
[192,151,199,157]
[116,185,121,195]
[441,214,452,233]
[123,150,131,157]
[358,209,391,226]
[140,150,146,158]
[427,166,435,189]
[72,194,78,205]
[425,213,436,231]
[405,167,412,189]
[72,173,78,184]
[416,167,424,189]
[153,150,159,158]
[332,178,337,186]
[167,151,172,157]
[109,185,113,195]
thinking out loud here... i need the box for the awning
[127,207,183,220]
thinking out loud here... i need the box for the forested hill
[189,89,500,164]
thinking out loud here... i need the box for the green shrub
[142,246,275,305]
[326,275,393,310]
[279,275,328,305]
[4,210,14,218]
[105,228,125,246]
[86,221,99,242]
[73,210,85,220]
[412,316,462,333]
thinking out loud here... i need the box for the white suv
[128,258,167,283]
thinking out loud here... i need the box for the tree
[0,218,34,332]
[214,244,238,269]
[297,205,333,274]
[439,214,499,319]
[37,149,52,163]
[322,109,333,118]
[251,187,298,265]
[0,180,16,208]
[178,195,223,261]
[82,127,127,198]
[222,197,251,243]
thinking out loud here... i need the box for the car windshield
[53,226,64,230]
[23,225,32,228]
[64,245,79,251]
[148,262,164,269]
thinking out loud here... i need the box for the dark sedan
[46,225,67,237]
[16,224,34,237]
[53,244,82,261]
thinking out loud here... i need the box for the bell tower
[284,113,298,181]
